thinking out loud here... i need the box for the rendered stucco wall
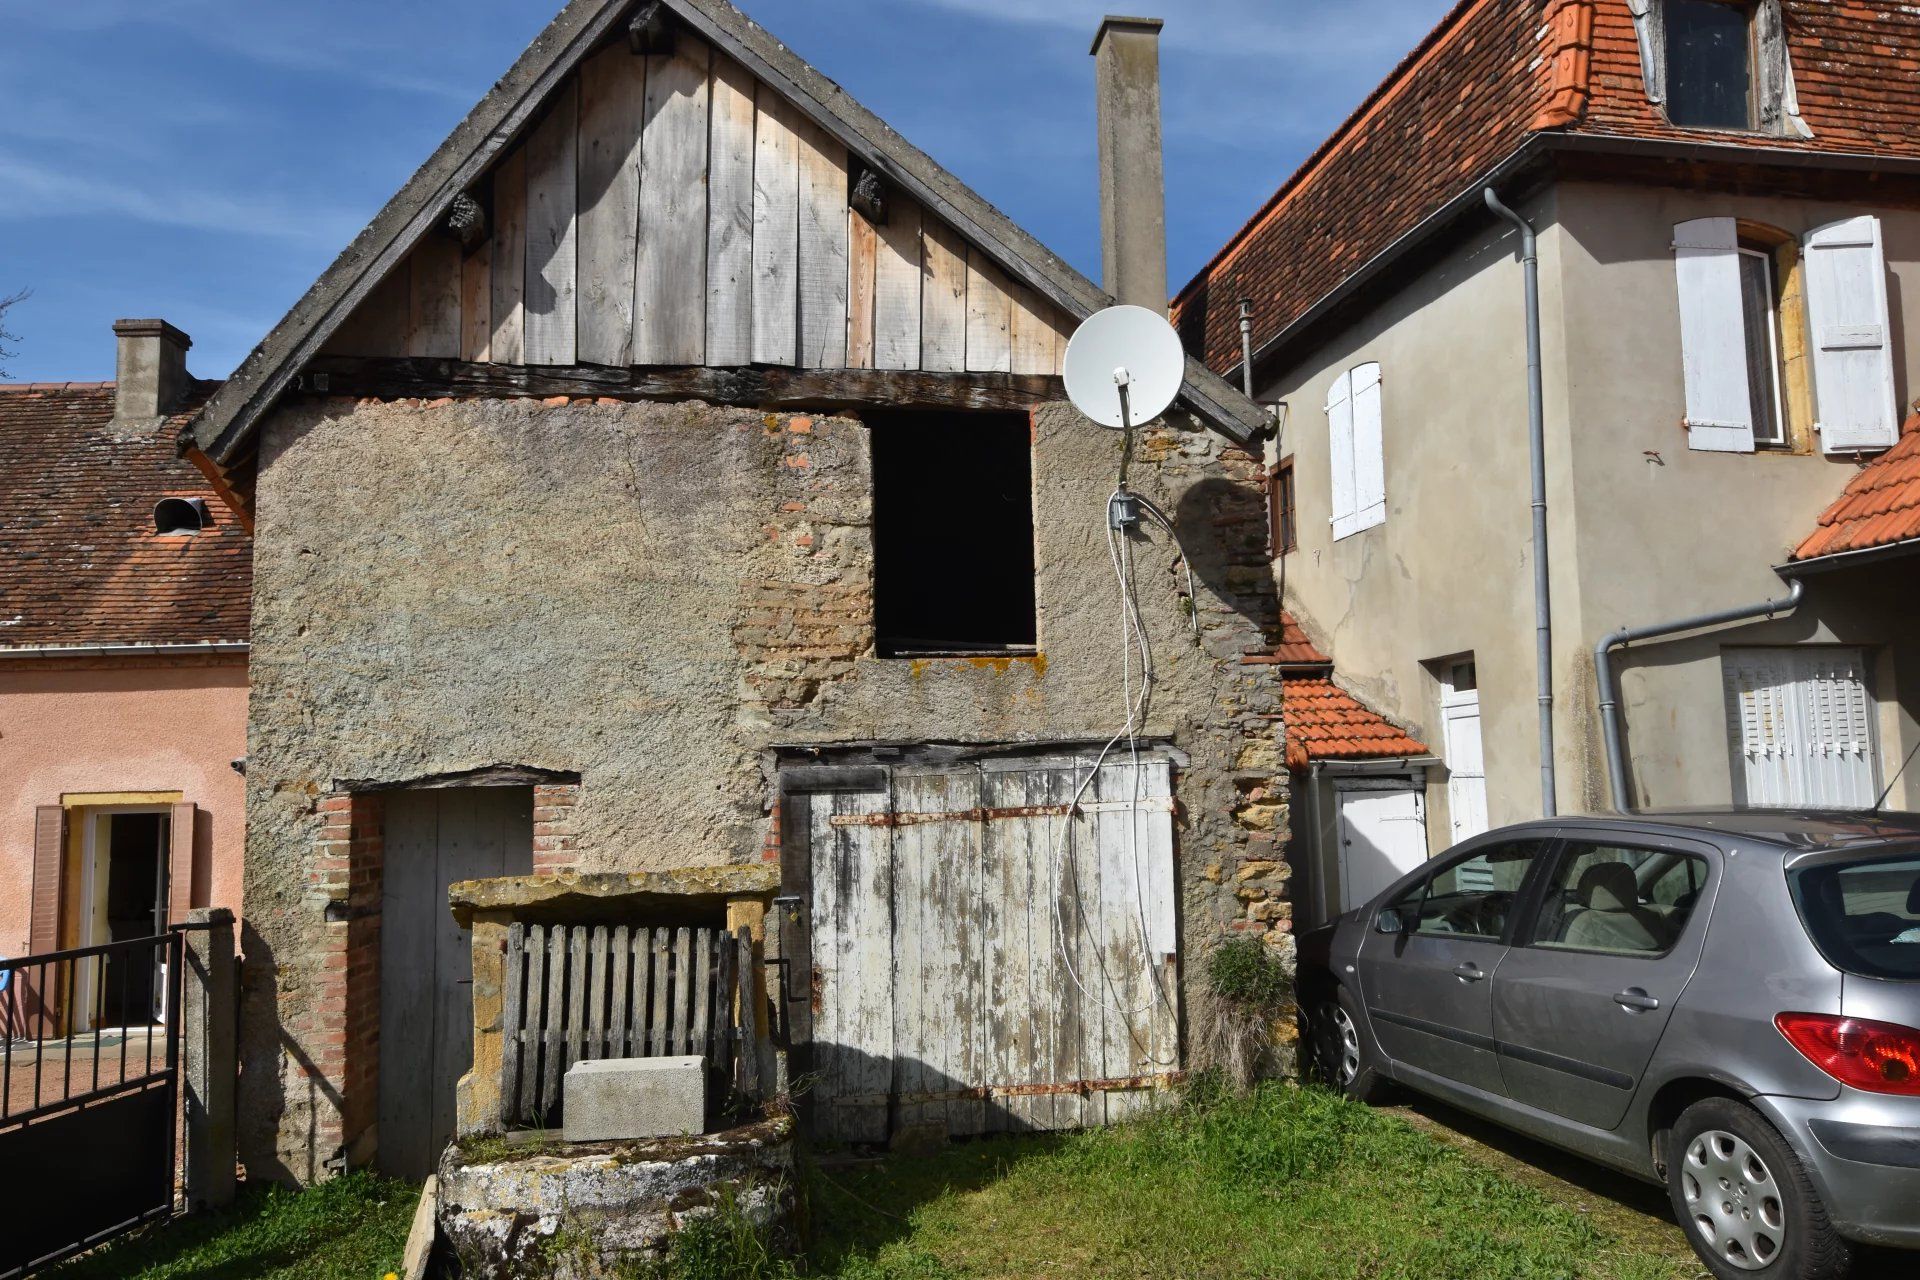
[0,657,248,956]
[240,394,1288,1179]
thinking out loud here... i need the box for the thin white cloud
[899,0,1450,61]
[0,153,363,247]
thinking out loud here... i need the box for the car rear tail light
[1775,1012,1920,1096]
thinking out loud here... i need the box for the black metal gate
[0,931,184,1278]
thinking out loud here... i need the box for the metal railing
[1,932,184,1130]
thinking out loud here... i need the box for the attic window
[154,497,210,536]
[1665,0,1755,129]
[871,410,1037,658]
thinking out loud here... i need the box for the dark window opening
[1270,456,1297,555]
[1666,0,1754,130]
[1738,241,1789,446]
[871,410,1037,658]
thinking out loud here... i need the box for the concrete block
[563,1056,705,1143]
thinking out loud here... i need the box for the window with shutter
[1723,647,1878,808]
[1803,216,1901,454]
[1351,363,1386,534]
[1326,369,1358,540]
[1674,217,1757,453]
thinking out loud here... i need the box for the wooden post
[182,907,237,1211]
[458,910,515,1138]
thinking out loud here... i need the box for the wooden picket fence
[500,921,752,1130]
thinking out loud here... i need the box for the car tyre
[1667,1097,1851,1280]
[1317,985,1388,1104]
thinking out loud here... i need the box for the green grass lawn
[44,1172,417,1280]
[41,1086,1696,1280]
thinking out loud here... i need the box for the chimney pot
[112,318,193,424]
[1092,15,1169,315]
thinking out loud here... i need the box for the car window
[1791,853,1920,981]
[1525,842,1706,956]
[1395,839,1553,942]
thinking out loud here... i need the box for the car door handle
[1453,963,1487,983]
[1613,989,1660,1012]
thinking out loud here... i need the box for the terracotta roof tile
[1791,414,1920,562]
[0,383,251,648]
[1282,675,1433,770]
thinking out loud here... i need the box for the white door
[1724,647,1878,807]
[1334,782,1428,911]
[1441,659,1488,845]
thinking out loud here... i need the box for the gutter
[1594,579,1806,812]
[0,641,250,660]
[1776,537,1920,578]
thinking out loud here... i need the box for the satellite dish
[1063,304,1186,430]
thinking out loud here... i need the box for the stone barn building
[182,0,1290,1181]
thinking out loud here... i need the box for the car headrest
[1578,862,1639,912]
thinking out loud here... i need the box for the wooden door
[1334,782,1428,912]
[378,787,533,1178]
[807,755,1180,1145]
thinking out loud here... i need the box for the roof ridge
[0,381,116,392]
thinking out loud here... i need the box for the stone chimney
[1091,16,1169,315]
[112,318,193,425]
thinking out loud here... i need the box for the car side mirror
[1374,906,1407,935]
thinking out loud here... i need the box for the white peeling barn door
[807,755,1181,1144]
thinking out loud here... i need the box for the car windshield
[1791,851,1920,981]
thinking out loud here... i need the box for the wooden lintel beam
[298,356,1065,415]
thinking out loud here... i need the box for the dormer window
[1665,0,1754,130]
[154,496,210,536]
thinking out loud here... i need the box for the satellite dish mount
[1063,305,1186,528]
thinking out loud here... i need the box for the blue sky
[0,0,1453,381]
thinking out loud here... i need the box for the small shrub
[648,1183,792,1280]
[1206,936,1290,1010]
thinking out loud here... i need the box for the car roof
[1492,808,1920,854]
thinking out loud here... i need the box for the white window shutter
[1327,369,1357,540]
[1804,216,1901,453]
[1351,362,1386,532]
[1673,218,1756,453]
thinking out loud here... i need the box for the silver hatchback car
[1299,810,1920,1280]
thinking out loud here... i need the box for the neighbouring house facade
[183,0,1294,1182]
[1178,0,1920,922]
[0,320,251,1026]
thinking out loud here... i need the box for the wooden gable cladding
[324,39,1072,380]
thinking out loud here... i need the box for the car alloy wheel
[1327,1001,1362,1089]
[1681,1129,1787,1271]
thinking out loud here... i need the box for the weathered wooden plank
[460,238,492,363]
[734,927,758,1099]
[809,788,890,1143]
[705,54,757,366]
[303,355,1064,413]
[541,924,567,1121]
[634,35,711,365]
[609,924,631,1061]
[489,148,528,365]
[327,259,411,357]
[650,927,672,1056]
[713,925,737,1088]
[965,249,1013,373]
[588,924,611,1059]
[691,928,713,1062]
[982,770,1037,1133]
[524,80,579,366]
[796,119,850,368]
[919,218,968,374]
[750,88,800,365]
[566,926,589,1080]
[1093,763,1142,1122]
[846,211,877,369]
[630,925,652,1057]
[1055,773,1094,1130]
[518,924,545,1126]
[501,922,526,1124]
[670,926,693,1055]
[575,43,645,366]
[874,199,923,371]
[1009,282,1056,378]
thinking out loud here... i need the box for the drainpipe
[1239,298,1256,400]
[1594,578,1807,812]
[1483,188,1557,818]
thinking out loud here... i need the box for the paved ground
[3,1031,167,1117]
[1392,1095,1912,1279]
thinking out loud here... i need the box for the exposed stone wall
[239,393,1288,1177]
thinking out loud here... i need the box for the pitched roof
[1281,675,1433,770]
[1791,413,1920,565]
[188,0,1268,464]
[1250,612,1432,767]
[1177,0,1920,376]
[0,384,252,649]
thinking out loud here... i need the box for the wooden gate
[801,754,1181,1143]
